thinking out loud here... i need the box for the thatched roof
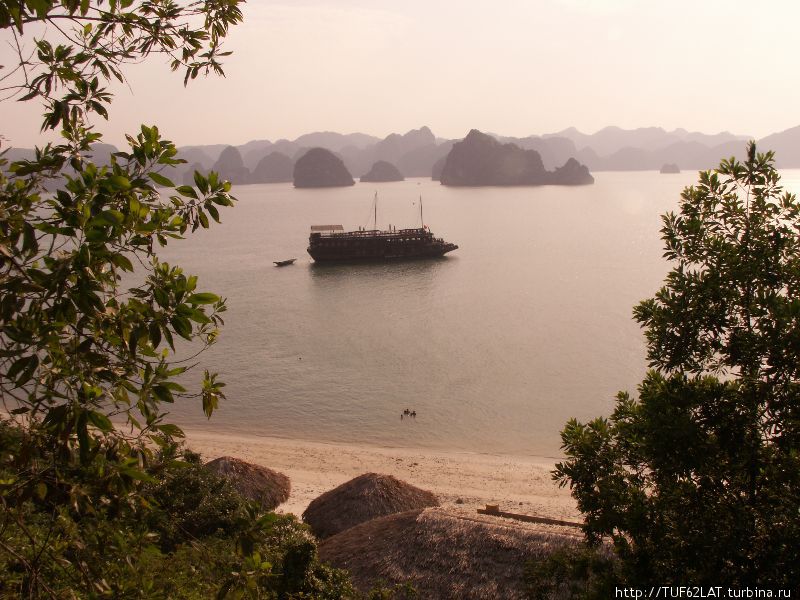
[319,507,584,600]
[302,473,439,539]
[205,456,290,510]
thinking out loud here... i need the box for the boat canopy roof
[310,225,344,233]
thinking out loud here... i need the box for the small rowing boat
[274,258,297,267]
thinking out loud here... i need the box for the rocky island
[548,157,595,185]
[440,129,593,186]
[252,151,294,183]
[212,146,250,185]
[660,163,681,174]
[293,148,355,188]
[360,160,404,182]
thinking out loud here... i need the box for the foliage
[525,545,618,600]
[366,582,418,600]
[0,0,242,118]
[0,1,356,597]
[144,452,250,550]
[0,423,358,598]
[554,144,800,590]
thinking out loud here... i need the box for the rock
[212,146,250,184]
[440,129,547,186]
[293,147,355,188]
[440,129,593,186]
[455,497,464,504]
[360,160,404,182]
[660,163,681,174]
[546,157,594,185]
[251,151,294,183]
[431,156,446,181]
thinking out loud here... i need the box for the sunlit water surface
[159,170,800,457]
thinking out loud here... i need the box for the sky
[2,0,800,148]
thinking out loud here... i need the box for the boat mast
[374,191,378,232]
[420,195,424,229]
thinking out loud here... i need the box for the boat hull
[307,228,457,263]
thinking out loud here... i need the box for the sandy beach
[184,428,579,520]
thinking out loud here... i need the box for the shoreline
[184,427,579,520]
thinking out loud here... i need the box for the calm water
[160,170,800,458]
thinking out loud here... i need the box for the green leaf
[157,423,185,438]
[170,315,192,340]
[111,253,134,271]
[8,355,39,386]
[176,185,198,199]
[187,292,220,304]
[149,322,162,348]
[128,326,142,356]
[87,411,113,432]
[206,203,220,222]
[22,222,38,255]
[108,175,131,190]
[152,385,174,403]
[194,170,209,194]
[99,209,125,225]
[188,308,212,324]
[149,172,175,187]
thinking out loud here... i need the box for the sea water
[159,170,800,458]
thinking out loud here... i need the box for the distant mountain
[3,147,36,162]
[338,126,443,177]
[180,144,227,164]
[212,146,249,184]
[178,146,216,170]
[167,125,764,180]
[397,141,453,177]
[440,129,593,186]
[8,124,800,184]
[237,139,274,168]
[549,158,594,185]
[360,160,404,182]
[545,126,749,157]
[441,130,545,186]
[575,139,749,171]
[493,134,578,171]
[294,131,379,152]
[431,156,446,181]
[251,152,294,184]
[374,126,435,163]
[1,143,118,168]
[757,125,800,168]
[293,148,355,188]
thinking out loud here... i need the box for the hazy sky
[3,0,800,148]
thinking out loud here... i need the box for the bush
[525,546,619,600]
[555,144,800,590]
[145,456,249,549]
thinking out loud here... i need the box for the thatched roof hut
[205,456,290,510]
[302,473,439,539]
[319,507,584,600]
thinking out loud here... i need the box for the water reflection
[309,257,449,282]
